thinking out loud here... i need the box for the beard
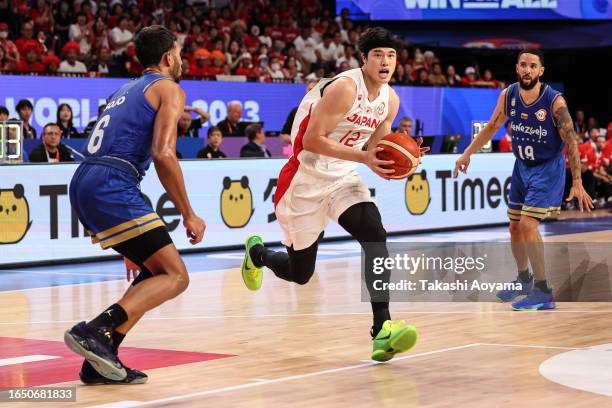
[518,73,539,90]
[172,62,182,83]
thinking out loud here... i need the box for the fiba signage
[404,0,557,9]
[338,0,611,20]
[0,154,515,266]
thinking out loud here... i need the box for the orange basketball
[376,133,421,179]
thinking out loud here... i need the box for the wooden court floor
[1,221,612,407]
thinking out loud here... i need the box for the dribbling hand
[453,153,471,178]
[366,147,395,180]
[184,214,206,245]
[566,181,594,212]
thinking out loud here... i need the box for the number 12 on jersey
[339,130,361,147]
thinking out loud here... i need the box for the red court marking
[0,337,235,388]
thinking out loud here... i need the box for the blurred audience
[217,100,244,137]
[240,123,271,158]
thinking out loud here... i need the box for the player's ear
[539,65,545,77]
[360,52,367,65]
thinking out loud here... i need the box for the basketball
[376,133,421,179]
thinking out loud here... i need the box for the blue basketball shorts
[507,154,565,222]
[69,158,166,249]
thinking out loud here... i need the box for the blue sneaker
[511,287,556,311]
[496,277,533,302]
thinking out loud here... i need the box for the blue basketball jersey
[504,82,563,165]
[82,73,169,177]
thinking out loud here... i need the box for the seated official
[197,126,227,159]
[216,100,245,137]
[240,124,271,158]
[29,123,75,163]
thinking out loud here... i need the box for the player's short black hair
[135,25,177,68]
[0,106,9,116]
[358,27,398,57]
[518,48,544,66]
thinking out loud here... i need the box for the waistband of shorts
[84,156,142,179]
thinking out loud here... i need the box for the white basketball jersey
[290,68,390,178]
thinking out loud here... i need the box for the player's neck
[519,81,542,104]
[361,68,382,102]
[143,66,172,79]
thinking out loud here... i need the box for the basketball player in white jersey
[241,28,426,361]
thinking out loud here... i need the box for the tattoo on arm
[555,104,581,181]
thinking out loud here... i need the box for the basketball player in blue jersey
[64,25,205,384]
[454,48,593,311]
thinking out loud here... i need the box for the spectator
[54,0,73,46]
[217,101,244,137]
[305,65,325,81]
[0,106,9,121]
[69,12,93,56]
[177,106,210,137]
[181,57,190,76]
[574,110,586,134]
[206,50,225,76]
[92,18,110,53]
[190,48,210,76]
[83,104,106,137]
[336,44,359,70]
[30,0,53,34]
[235,52,259,77]
[109,16,132,57]
[332,31,345,60]
[315,33,336,70]
[43,54,60,73]
[90,46,110,73]
[446,65,461,86]
[283,56,302,81]
[266,56,285,80]
[396,117,413,136]
[14,41,44,72]
[56,103,81,138]
[240,123,271,158]
[15,21,44,56]
[499,121,513,152]
[0,22,19,67]
[414,68,431,86]
[125,43,143,75]
[474,69,503,88]
[16,99,36,139]
[59,41,87,73]
[29,123,74,162]
[293,26,317,65]
[0,45,12,71]
[461,66,477,86]
[197,126,227,159]
[428,63,447,86]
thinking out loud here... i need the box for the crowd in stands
[0,0,503,87]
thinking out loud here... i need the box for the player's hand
[124,257,141,282]
[566,180,594,212]
[453,153,471,178]
[366,147,395,180]
[184,214,206,244]
[416,137,430,158]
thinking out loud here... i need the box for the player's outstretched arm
[553,96,594,212]
[150,80,205,244]
[454,89,507,177]
[301,77,393,176]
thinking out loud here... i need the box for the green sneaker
[371,320,418,362]
[241,235,264,291]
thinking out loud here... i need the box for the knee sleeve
[287,236,320,285]
[339,202,387,244]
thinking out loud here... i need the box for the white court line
[3,309,612,326]
[0,354,59,366]
[117,343,480,407]
[479,343,580,350]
